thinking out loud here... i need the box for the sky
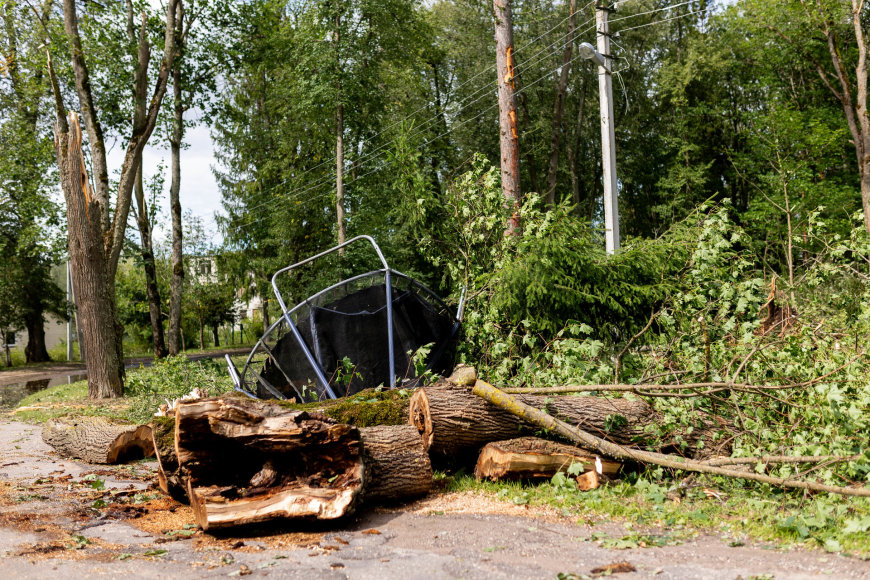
[103,113,224,247]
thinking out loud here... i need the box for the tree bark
[42,417,154,464]
[154,414,431,507]
[474,436,620,481]
[409,382,725,458]
[545,0,577,205]
[568,73,588,213]
[334,10,346,251]
[52,111,124,398]
[55,0,182,396]
[174,397,365,530]
[360,425,432,501]
[168,0,185,357]
[493,0,521,234]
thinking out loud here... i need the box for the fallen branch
[703,455,863,467]
[472,380,870,498]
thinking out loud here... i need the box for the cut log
[150,416,187,503]
[473,437,620,481]
[42,417,154,464]
[409,384,725,458]
[360,425,432,501]
[175,397,364,531]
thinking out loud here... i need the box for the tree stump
[175,397,365,531]
[473,437,620,481]
[42,417,154,464]
[360,425,432,501]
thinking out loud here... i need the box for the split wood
[472,380,870,498]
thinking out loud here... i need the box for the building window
[4,331,15,346]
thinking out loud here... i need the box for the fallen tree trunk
[474,437,620,481]
[175,397,365,530]
[360,425,432,501]
[472,380,870,498]
[408,383,723,458]
[42,417,154,464]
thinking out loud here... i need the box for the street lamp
[577,42,606,69]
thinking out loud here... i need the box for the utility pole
[493,0,521,234]
[596,4,620,253]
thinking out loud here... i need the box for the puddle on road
[0,374,88,409]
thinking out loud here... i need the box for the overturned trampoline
[226,236,464,402]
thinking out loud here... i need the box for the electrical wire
[617,8,707,33]
[222,1,599,221]
[233,38,609,232]
[227,16,601,229]
[225,4,709,233]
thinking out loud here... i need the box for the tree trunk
[52,112,124,398]
[167,2,185,357]
[42,417,154,464]
[23,309,50,363]
[262,297,270,335]
[493,0,521,234]
[409,382,725,459]
[568,73,588,213]
[545,0,577,205]
[334,10,346,252]
[174,397,365,530]
[211,324,220,348]
[198,313,204,349]
[134,163,167,359]
[474,436,620,481]
[359,425,432,501]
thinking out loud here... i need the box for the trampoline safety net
[256,280,456,401]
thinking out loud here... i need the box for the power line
[609,0,698,25]
[218,5,600,225]
[233,37,609,233]
[617,7,707,33]
[227,17,601,229]
[226,4,709,234]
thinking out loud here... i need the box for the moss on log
[275,388,412,427]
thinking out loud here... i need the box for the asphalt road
[0,420,868,579]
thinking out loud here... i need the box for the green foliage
[124,356,234,424]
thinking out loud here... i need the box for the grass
[11,355,239,424]
[0,342,81,371]
[8,354,870,557]
[442,471,870,557]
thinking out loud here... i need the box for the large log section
[42,417,154,464]
[175,397,365,530]
[409,381,726,458]
[165,398,432,528]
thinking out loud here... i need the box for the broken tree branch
[472,380,870,498]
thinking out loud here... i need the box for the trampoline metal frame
[227,236,463,401]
